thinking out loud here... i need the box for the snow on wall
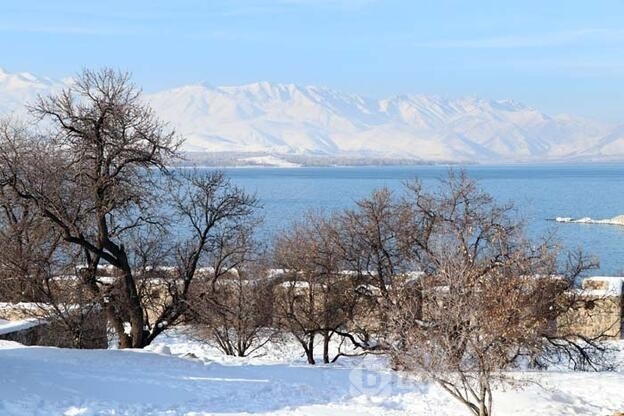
[0,318,45,336]
[581,276,624,296]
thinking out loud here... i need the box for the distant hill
[0,67,621,164]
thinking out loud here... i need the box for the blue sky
[2,0,624,121]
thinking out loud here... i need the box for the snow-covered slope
[0,333,623,415]
[0,67,64,117]
[146,83,612,162]
[0,67,618,162]
[579,124,624,160]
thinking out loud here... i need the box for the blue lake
[221,164,624,275]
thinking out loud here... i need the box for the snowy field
[1,331,623,416]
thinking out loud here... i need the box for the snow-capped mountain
[146,82,611,162]
[0,67,618,163]
[0,68,65,117]
[576,124,624,160]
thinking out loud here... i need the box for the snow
[581,276,624,296]
[0,67,621,163]
[0,302,84,314]
[555,216,574,223]
[555,214,624,226]
[0,318,44,336]
[0,68,63,118]
[0,302,43,311]
[237,155,302,167]
[146,82,612,162]
[279,281,313,289]
[0,331,623,415]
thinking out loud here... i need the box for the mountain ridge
[0,68,620,164]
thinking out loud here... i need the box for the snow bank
[554,214,624,226]
[0,331,623,415]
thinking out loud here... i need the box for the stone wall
[557,296,622,338]
[557,277,624,339]
[0,304,108,348]
[272,275,624,340]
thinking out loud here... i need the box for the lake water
[222,164,624,275]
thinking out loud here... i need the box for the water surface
[220,164,624,274]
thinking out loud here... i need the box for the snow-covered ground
[237,155,302,168]
[0,331,623,415]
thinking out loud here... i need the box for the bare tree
[388,171,605,416]
[336,188,407,299]
[163,171,267,356]
[0,185,58,302]
[329,189,416,354]
[151,169,260,332]
[0,185,107,348]
[273,212,361,364]
[0,69,258,349]
[0,69,180,347]
[186,261,274,357]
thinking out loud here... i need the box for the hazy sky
[2,0,624,121]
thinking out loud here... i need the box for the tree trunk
[120,261,145,348]
[478,375,490,416]
[323,333,330,364]
[306,334,316,365]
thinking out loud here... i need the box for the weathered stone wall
[557,295,622,339]
[272,275,624,340]
[0,304,38,321]
[0,305,108,348]
[557,277,624,339]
